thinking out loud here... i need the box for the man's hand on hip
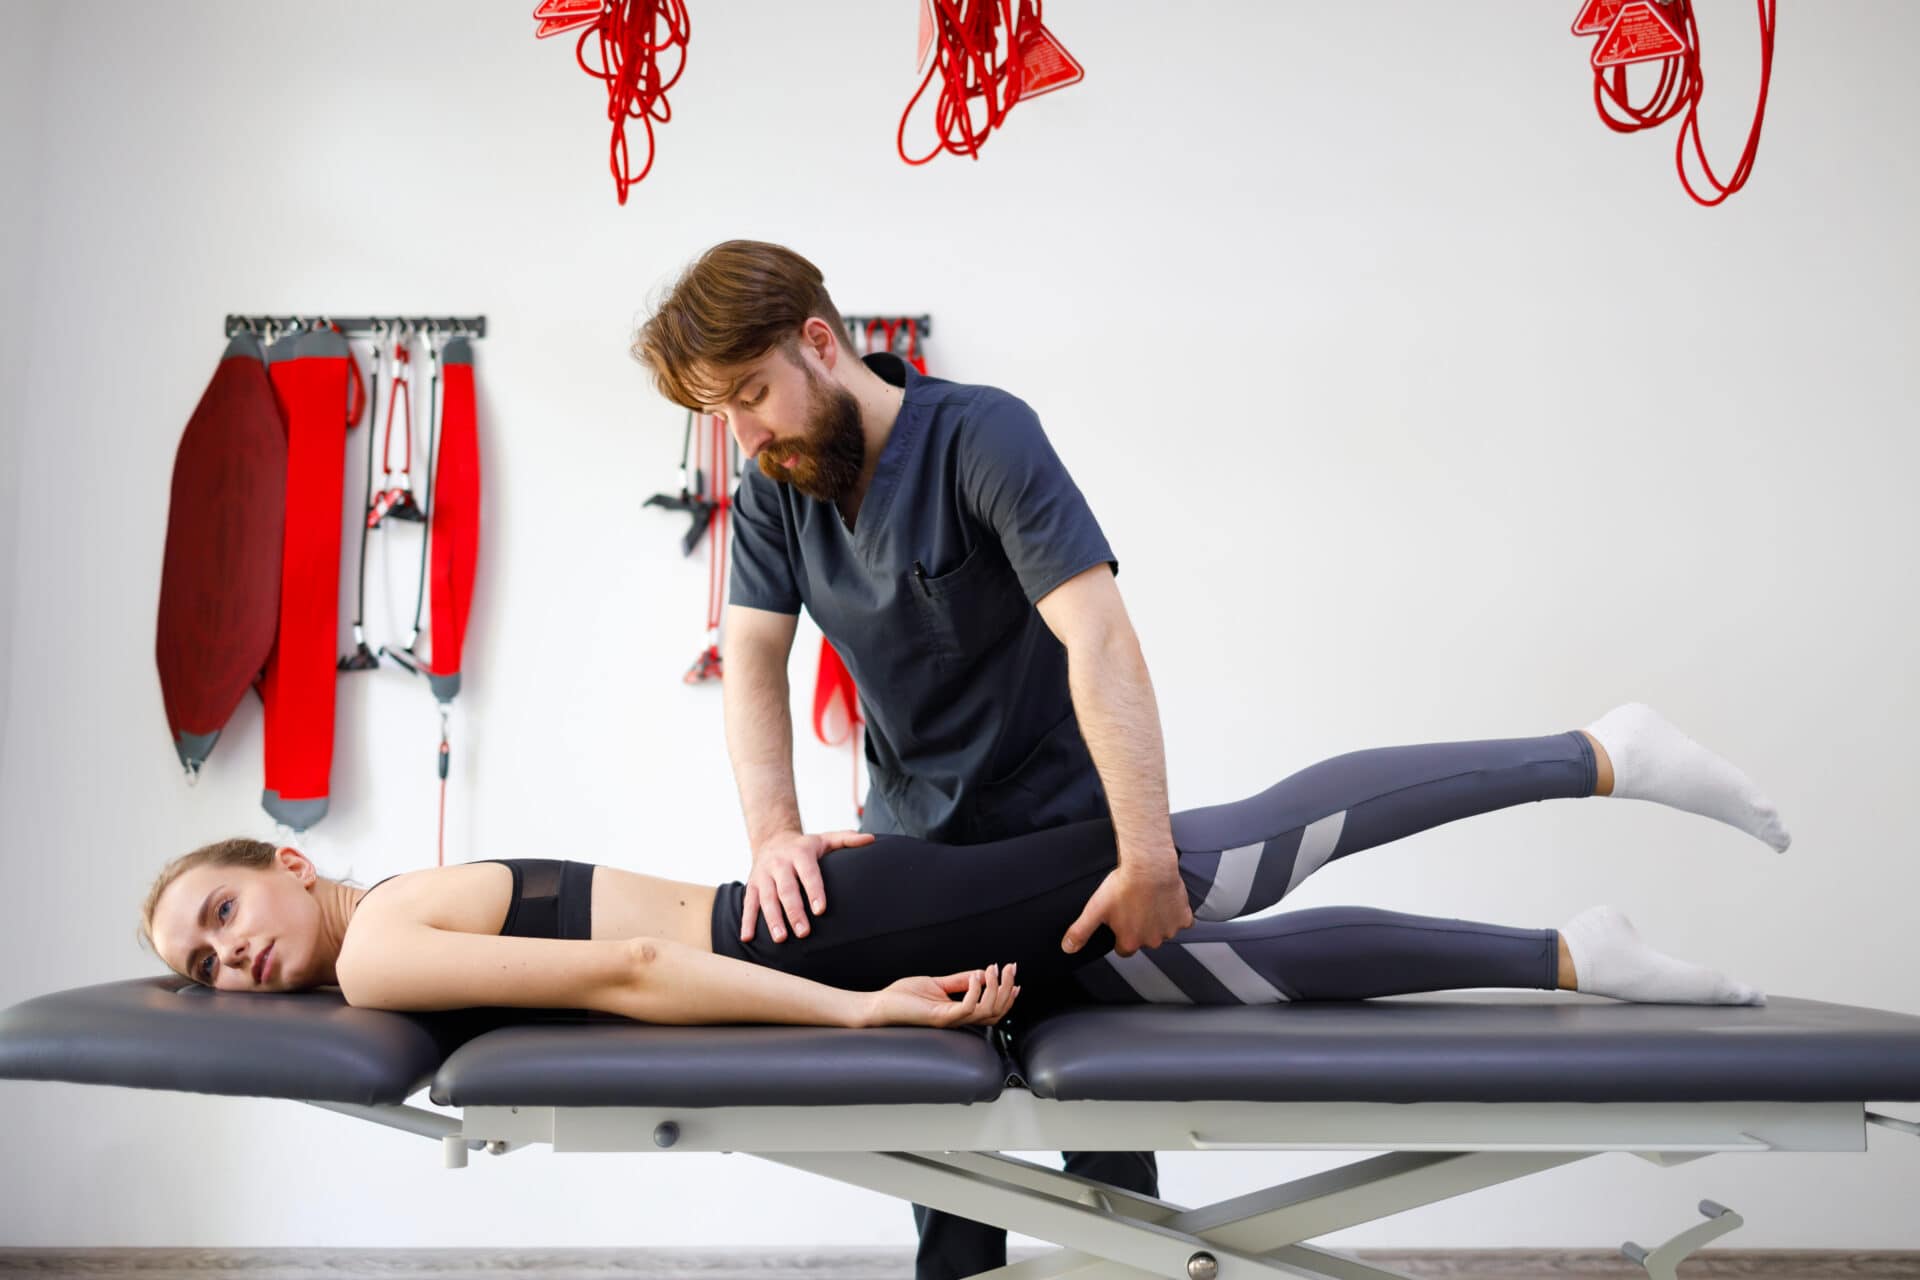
[743,829,876,944]
[1061,854,1194,958]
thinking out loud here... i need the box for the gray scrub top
[729,352,1119,844]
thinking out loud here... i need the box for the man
[634,240,1192,1280]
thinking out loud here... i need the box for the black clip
[645,467,717,556]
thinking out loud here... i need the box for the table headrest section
[0,978,495,1105]
[431,1021,1009,1107]
[1015,992,1920,1102]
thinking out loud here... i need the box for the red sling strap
[807,316,933,816]
[812,637,864,814]
[426,335,480,704]
[156,333,287,778]
[259,326,352,830]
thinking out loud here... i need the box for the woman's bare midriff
[349,862,718,954]
[590,865,717,952]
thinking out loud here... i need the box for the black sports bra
[358,859,595,940]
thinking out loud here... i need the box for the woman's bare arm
[336,925,1017,1029]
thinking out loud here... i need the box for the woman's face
[150,849,324,992]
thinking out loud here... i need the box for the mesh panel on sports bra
[492,859,594,941]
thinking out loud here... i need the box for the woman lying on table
[142,703,1782,1027]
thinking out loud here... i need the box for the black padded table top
[0,978,489,1105]
[9,982,1920,1111]
[1015,992,1920,1103]
[430,1021,1010,1107]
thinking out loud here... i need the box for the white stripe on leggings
[1103,951,1193,1004]
[1183,941,1290,1004]
[1197,842,1261,921]
[1284,810,1348,895]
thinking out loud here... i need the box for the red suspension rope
[697,414,731,681]
[898,0,1082,165]
[1581,0,1776,206]
[682,413,731,684]
[563,0,692,203]
[900,0,1012,164]
[1671,1,1775,206]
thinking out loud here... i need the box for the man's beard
[758,370,866,503]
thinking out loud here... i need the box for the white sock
[1560,905,1765,1005]
[1584,702,1791,852]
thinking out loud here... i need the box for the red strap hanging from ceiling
[1575,0,1777,206]
[536,0,692,204]
[898,0,1083,166]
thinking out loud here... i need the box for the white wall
[2,0,1917,1252]
[0,3,52,801]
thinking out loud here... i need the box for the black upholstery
[1015,992,1920,1103]
[8,981,1920,1111]
[0,978,480,1105]
[430,1021,1009,1107]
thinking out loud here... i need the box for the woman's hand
[864,963,1020,1028]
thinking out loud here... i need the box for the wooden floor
[1,1251,1918,1279]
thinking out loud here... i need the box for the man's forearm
[1065,627,1177,868]
[722,644,804,851]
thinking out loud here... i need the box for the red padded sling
[259,327,352,830]
[425,335,480,703]
[155,333,287,778]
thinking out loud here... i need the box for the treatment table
[6,979,1920,1280]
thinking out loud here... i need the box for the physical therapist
[635,240,1193,1280]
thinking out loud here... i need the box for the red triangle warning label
[535,15,597,37]
[533,0,600,38]
[1572,0,1628,37]
[1012,20,1084,102]
[1592,2,1687,68]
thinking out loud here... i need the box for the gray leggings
[1073,727,1591,1003]
[710,729,1596,1003]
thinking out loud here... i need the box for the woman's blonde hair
[137,837,278,962]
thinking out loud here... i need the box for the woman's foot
[1584,703,1791,852]
[1559,905,1765,1005]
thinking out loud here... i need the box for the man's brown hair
[633,240,851,412]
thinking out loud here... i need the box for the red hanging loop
[684,413,729,683]
[813,639,864,818]
[322,321,367,428]
[1672,1,1775,206]
[1581,0,1776,205]
[567,0,693,204]
[383,343,412,479]
[898,0,1081,166]
[897,0,1009,164]
[368,336,424,526]
[902,318,929,375]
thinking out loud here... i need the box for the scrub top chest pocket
[908,543,1032,668]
